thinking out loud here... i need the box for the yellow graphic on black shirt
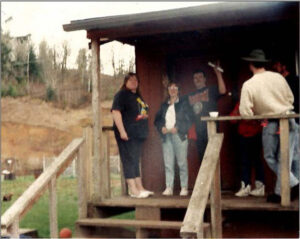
[137,97,148,116]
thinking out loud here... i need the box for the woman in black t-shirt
[112,72,153,198]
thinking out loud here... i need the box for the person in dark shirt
[188,62,227,162]
[272,60,299,116]
[272,59,299,181]
[112,72,153,198]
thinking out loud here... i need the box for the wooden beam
[201,113,300,121]
[180,133,224,238]
[7,218,19,238]
[91,38,102,201]
[84,126,93,201]
[280,119,290,206]
[1,138,83,228]
[77,218,183,229]
[49,177,58,238]
[44,158,58,238]
[77,140,88,219]
[102,130,111,198]
[120,160,127,196]
[135,206,161,238]
[207,121,222,238]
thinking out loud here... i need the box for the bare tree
[60,40,71,82]
[76,48,87,84]
[38,40,52,85]
[128,56,135,73]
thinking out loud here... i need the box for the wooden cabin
[62,2,300,238]
[63,1,299,192]
[63,2,300,238]
[4,2,298,239]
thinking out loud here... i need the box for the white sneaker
[162,187,173,196]
[235,181,251,197]
[250,180,265,197]
[180,187,188,196]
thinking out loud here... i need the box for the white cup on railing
[209,111,219,117]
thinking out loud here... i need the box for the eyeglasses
[168,86,178,90]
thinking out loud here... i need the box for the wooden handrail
[1,138,84,231]
[180,133,224,238]
[201,114,299,207]
[201,113,299,121]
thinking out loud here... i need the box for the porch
[76,194,298,238]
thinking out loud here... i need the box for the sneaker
[235,181,251,197]
[250,180,265,197]
[180,187,188,196]
[162,187,173,196]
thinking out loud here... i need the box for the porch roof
[62,2,298,41]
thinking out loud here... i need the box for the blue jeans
[162,133,188,189]
[262,119,299,195]
[291,126,300,180]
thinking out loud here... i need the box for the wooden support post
[120,160,127,196]
[91,38,102,201]
[136,207,161,238]
[49,176,58,238]
[207,121,222,238]
[77,144,88,218]
[136,228,149,239]
[280,118,290,206]
[103,131,111,198]
[7,218,19,238]
[84,126,93,201]
[44,158,58,238]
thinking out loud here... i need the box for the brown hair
[121,72,141,95]
[166,82,180,100]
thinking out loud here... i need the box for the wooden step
[93,194,299,212]
[76,218,210,238]
[1,228,38,238]
[77,218,183,229]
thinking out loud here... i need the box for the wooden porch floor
[95,192,299,212]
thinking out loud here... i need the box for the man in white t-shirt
[239,49,299,203]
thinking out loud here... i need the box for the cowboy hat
[241,49,270,62]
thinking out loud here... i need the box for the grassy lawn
[1,173,134,238]
[1,176,78,238]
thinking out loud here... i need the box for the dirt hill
[1,96,115,175]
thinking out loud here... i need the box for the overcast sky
[2,2,212,75]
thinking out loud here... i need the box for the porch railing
[1,132,89,238]
[180,129,224,238]
[201,113,299,207]
[102,126,127,197]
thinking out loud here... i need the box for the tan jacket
[239,71,294,116]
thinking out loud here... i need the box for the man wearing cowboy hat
[239,49,299,203]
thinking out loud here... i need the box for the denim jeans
[291,125,300,180]
[162,133,188,189]
[262,119,299,195]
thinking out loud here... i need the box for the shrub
[7,84,18,97]
[45,86,56,102]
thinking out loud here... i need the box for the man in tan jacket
[239,49,299,203]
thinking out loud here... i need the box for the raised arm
[213,61,226,94]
